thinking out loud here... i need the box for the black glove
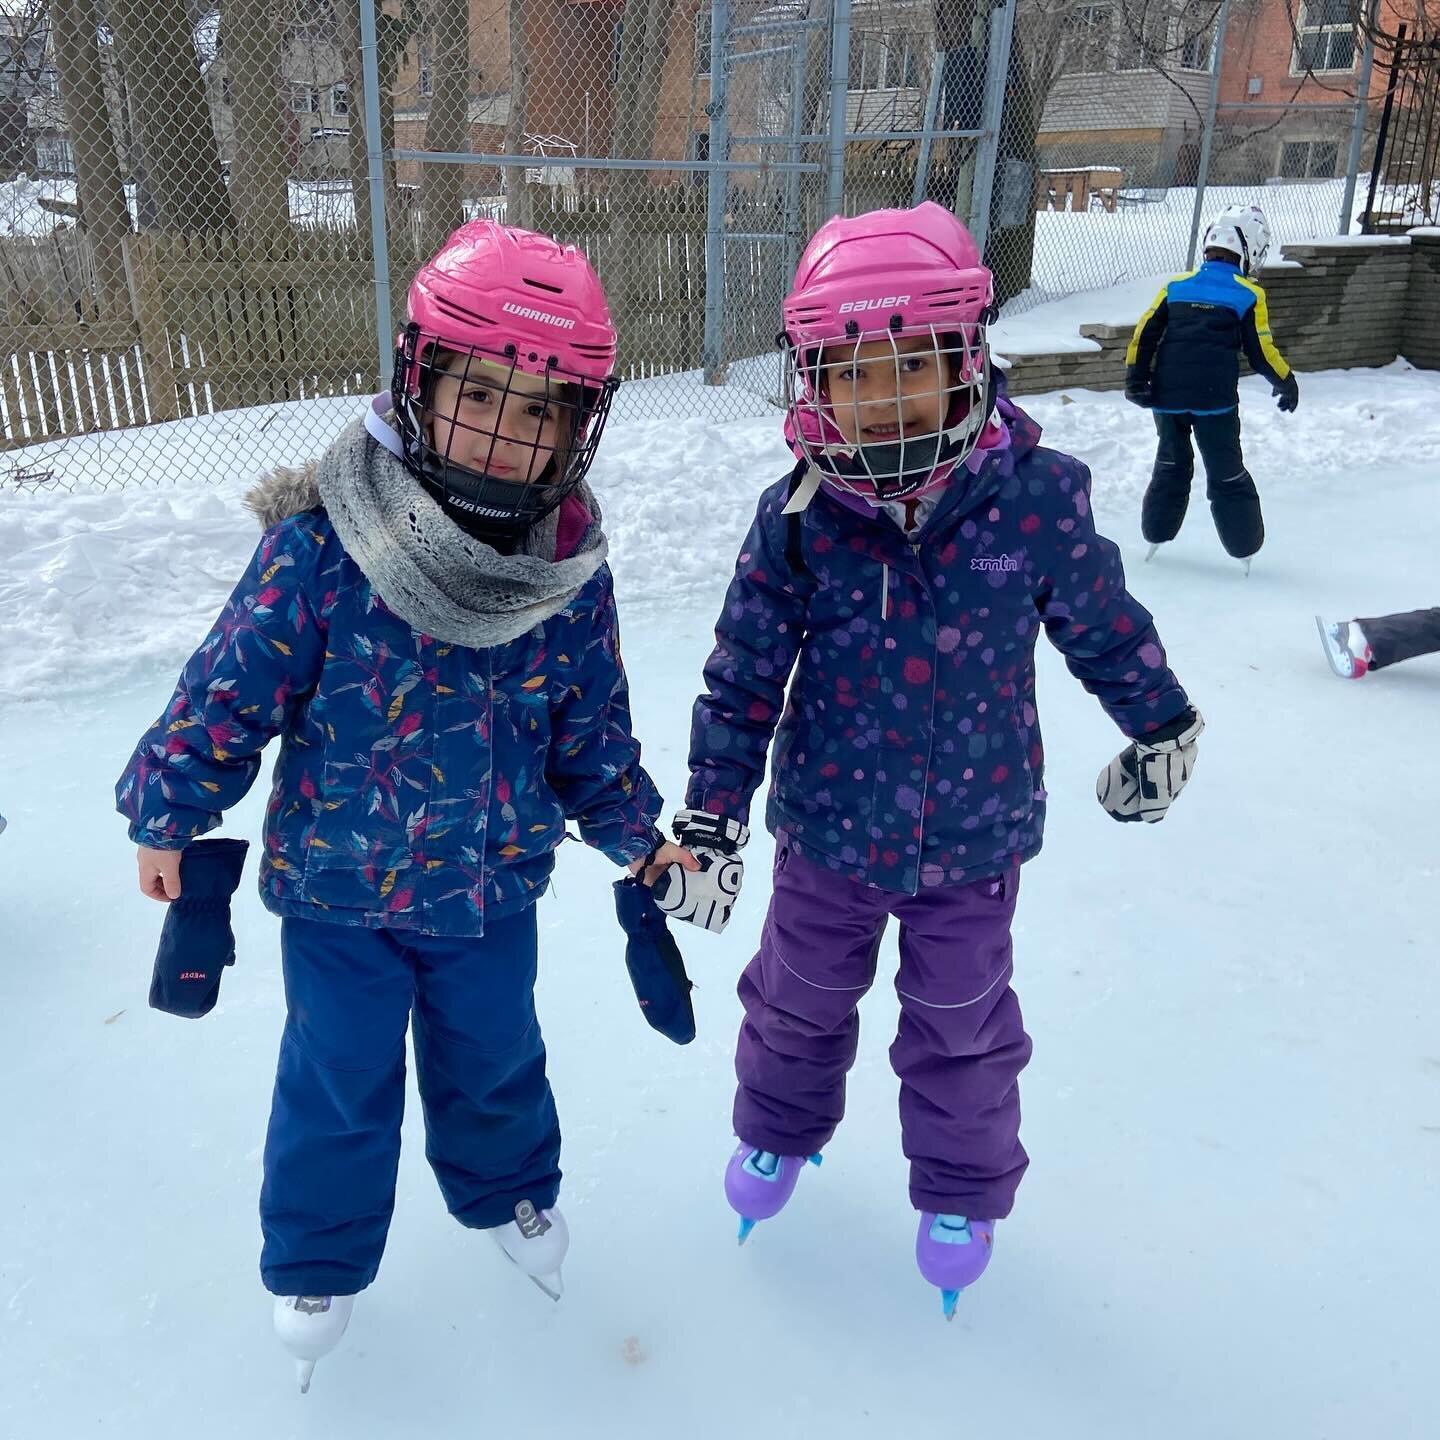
[1274,374,1299,413]
[614,875,696,1045]
[1123,371,1154,409]
[149,837,249,1018]
[652,809,748,934]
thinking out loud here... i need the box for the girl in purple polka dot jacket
[651,203,1204,1311]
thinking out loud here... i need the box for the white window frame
[694,8,710,79]
[1177,16,1217,72]
[329,83,348,117]
[289,85,317,113]
[1291,0,1358,77]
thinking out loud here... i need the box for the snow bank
[6,362,1439,707]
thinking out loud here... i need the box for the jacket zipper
[881,562,889,621]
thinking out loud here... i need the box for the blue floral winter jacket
[117,508,663,937]
[686,393,1192,894]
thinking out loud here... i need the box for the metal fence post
[703,0,730,384]
[1186,0,1234,270]
[968,0,1016,257]
[826,0,852,218]
[784,32,807,280]
[912,49,946,207]
[1340,0,1381,235]
[358,0,393,390]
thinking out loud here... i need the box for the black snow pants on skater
[1355,608,1440,671]
[1142,410,1263,559]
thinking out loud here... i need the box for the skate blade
[527,1270,563,1302]
[736,1217,758,1246]
[1144,543,1159,563]
[296,1358,316,1394]
[1241,557,1252,577]
[941,1288,961,1322]
[1314,615,1354,678]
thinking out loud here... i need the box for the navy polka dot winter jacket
[685,394,1192,894]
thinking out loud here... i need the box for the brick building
[1213,0,1440,184]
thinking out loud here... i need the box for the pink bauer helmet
[781,202,997,503]
[392,220,619,538]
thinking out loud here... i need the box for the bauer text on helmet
[782,203,996,504]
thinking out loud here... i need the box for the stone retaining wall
[1000,232,1440,399]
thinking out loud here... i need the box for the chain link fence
[0,0,1406,494]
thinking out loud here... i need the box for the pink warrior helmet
[781,202,997,504]
[392,219,619,539]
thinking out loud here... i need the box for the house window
[1293,0,1358,75]
[694,8,711,78]
[1060,5,1113,77]
[35,135,75,176]
[850,31,923,90]
[330,83,348,116]
[1178,17,1216,71]
[1279,138,1340,178]
[290,86,317,113]
[418,44,433,97]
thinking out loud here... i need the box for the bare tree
[421,0,471,248]
[49,0,131,303]
[336,0,418,254]
[223,0,292,249]
[107,0,234,230]
[610,0,679,161]
[502,0,532,229]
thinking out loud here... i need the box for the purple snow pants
[734,837,1032,1218]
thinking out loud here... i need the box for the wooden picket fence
[0,188,854,453]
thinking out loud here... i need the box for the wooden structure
[1035,166,1124,214]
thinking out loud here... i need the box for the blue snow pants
[259,908,561,1297]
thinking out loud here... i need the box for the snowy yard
[2,365,1437,1438]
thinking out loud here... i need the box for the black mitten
[149,838,249,1018]
[613,874,696,1045]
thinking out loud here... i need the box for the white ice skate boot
[1315,616,1371,678]
[273,1293,355,1393]
[489,1200,568,1300]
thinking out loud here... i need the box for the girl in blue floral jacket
[116,221,691,1384]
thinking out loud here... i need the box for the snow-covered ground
[2,366,1438,1438]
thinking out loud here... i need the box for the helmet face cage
[391,323,617,538]
[781,323,991,503]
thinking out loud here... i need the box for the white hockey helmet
[1202,204,1272,276]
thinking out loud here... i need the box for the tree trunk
[421,0,472,250]
[609,0,678,161]
[502,0,533,231]
[108,0,233,231]
[223,0,292,252]
[604,0,679,349]
[986,37,1040,305]
[49,0,131,305]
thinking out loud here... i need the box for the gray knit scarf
[252,413,608,648]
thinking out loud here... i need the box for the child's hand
[137,845,183,902]
[1097,708,1204,823]
[630,841,698,889]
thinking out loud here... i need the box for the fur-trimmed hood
[243,462,323,531]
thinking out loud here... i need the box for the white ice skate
[489,1200,568,1301]
[273,1293,355,1394]
[1315,616,1371,678]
